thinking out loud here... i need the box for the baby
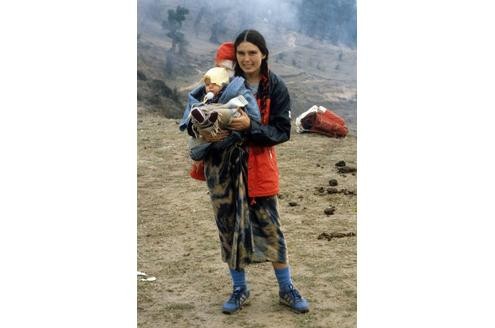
[179,42,259,180]
[186,66,260,161]
[190,67,253,136]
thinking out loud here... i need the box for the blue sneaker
[222,286,250,314]
[279,284,309,313]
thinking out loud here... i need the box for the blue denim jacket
[179,76,260,131]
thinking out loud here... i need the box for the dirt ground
[137,111,356,328]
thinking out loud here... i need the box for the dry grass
[137,112,356,327]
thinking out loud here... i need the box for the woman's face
[236,41,266,77]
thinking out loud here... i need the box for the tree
[209,21,227,44]
[193,6,206,37]
[162,5,189,53]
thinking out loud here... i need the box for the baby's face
[205,82,222,96]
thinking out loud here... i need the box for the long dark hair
[233,29,269,78]
[234,29,270,114]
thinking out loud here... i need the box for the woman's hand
[198,129,230,142]
[229,109,251,131]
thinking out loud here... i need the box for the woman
[201,29,309,314]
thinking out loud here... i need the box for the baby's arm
[179,85,206,131]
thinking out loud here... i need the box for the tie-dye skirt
[204,142,288,270]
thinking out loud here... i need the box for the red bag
[189,160,206,181]
[297,105,348,138]
[311,109,348,137]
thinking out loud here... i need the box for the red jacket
[246,72,291,197]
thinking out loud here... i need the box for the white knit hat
[203,67,230,86]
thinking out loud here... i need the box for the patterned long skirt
[204,141,288,270]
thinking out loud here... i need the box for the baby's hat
[215,42,235,70]
[203,67,230,86]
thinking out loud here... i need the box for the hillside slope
[137,11,356,132]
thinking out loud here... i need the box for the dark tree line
[140,0,356,53]
[297,0,356,48]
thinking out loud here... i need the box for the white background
[1,1,494,327]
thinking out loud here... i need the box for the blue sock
[274,266,292,291]
[229,268,247,289]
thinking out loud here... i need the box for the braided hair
[234,29,270,115]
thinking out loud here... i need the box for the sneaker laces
[286,284,303,303]
[227,287,245,305]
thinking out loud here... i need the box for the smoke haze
[138,0,356,48]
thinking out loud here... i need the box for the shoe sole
[208,111,218,124]
[191,108,205,123]
[279,299,309,314]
